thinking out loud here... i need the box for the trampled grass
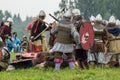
[0,53,120,80]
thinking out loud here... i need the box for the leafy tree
[57,0,120,20]
[76,0,120,20]
[4,10,12,21]
[12,15,32,39]
[0,10,4,20]
[54,0,68,17]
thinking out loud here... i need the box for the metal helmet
[109,15,116,23]
[89,15,95,21]
[95,14,102,21]
[72,9,80,16]
[7,18,13,22]
[116,19,120,26]
[39,10,46,16]
[64,9,72,18]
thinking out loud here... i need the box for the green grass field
[0,53,120,80]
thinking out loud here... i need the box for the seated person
[6,34,14,52]
[20,36,29,52]
[12,32,21,53]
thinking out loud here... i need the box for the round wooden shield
[80,22,94,50]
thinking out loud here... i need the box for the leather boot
[84,60,89,69]
[78,60,85,69]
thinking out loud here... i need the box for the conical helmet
[108,15,116,23]
[7,18,13,22]
[64,9,72,18]
[72,9,80,16]
[39,10,46,16]
[89,15,95,21]
[95,14,102,21]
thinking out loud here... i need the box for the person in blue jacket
[6,34,14,52]
[12,32,21,53]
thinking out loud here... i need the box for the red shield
[80,22,94,50]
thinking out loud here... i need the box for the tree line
[55,0,120,20]
[1,0,119,39]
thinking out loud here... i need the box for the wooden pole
[33,20,51,40]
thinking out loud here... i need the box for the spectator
[12,32,21,53]
[20,35,29,52]
[6,34,14,52]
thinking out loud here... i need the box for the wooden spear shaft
[33,21,51,40]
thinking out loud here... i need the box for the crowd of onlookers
[0,18,31,53]
[0,18,34,71]
[6,32,29,53]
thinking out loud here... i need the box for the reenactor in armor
[91,14,106,66]
[50,9,80,71]
[0,18,13,43]
[103,16,120,67]
[72,9,89,69]
[0,40,10,71]
[31,10,48,52]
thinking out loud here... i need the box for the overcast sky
[0,0,61,22]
